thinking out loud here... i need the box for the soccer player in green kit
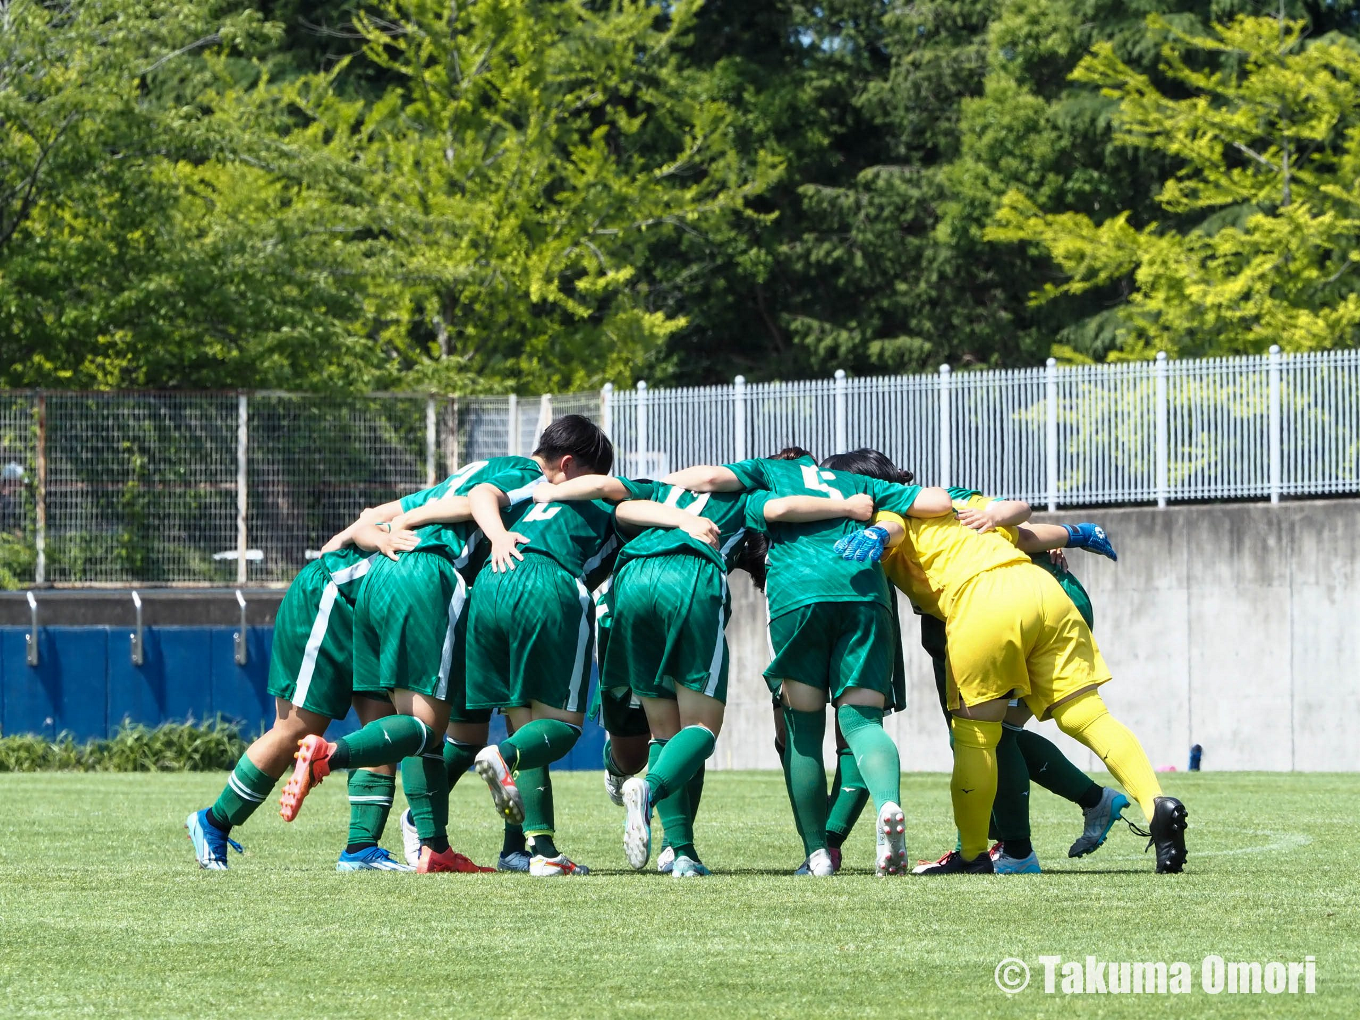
[528,472,816,876]
[465,445,731,876]
[277,416,611,873]
[666,454,954,875]
[186,517,418,871]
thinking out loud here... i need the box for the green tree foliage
[989,13,1360,357]
[321,0,777,393]
[4,2,1360,392]
[0,0,385,389]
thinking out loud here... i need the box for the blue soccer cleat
[1069,788,1130,858]
[835,525,891,563]
[336,846,415,872]
[671,855,711,878]
[1063,523,1117,561]
[497,850,532,872]
[989,843,1042,874]
[185,809,242,871]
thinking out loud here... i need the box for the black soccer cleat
[911,850,995,876]
[1148,796,1188,873]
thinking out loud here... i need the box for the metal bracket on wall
[233,589,248,666]
[130,590,144,666]
[25,590,38,667]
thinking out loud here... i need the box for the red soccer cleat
[417,846,496,874]
[278,735,336,822]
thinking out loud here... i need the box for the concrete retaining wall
[711,498,1360,773]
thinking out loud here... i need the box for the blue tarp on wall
[0,626,605,770]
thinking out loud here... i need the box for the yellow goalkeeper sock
[1051,691,1162,820]
[950,717,1001,861]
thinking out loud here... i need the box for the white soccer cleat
[473,746,524,824]
[529,853,591,877]
[604,770,627,807]
[400,808,421,869]
[803,848,836,877]
[656,845,676,873]
[876,801,908,876]
[621,776,652,870]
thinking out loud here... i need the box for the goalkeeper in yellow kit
[835,453,1188,875]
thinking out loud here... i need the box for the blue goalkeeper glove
[1063,523,1117,561]
[835,525,891,563]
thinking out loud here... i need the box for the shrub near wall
[0,719,248,772]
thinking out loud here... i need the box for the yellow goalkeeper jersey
[875,494,1029,620]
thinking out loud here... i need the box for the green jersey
[399,456,543,571]
[729,457,922,619]
[613,477,751,574]
[502,497,620,589]
[316,546,377,607]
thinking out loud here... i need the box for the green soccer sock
[661,763,706,857]
[401,752,449,852]
[334,715,435,770]
[499,720,582,772]
[778,734,805,845]
[520,766,557,857]
[1015,726,1100,804]
[835,703,900,810]
[990,725,1031,844]
[687,762,705,823]
[784,708,829,857]
[645,725,715,803]
[826,745,870,849]
[208,756,278,830]
[442,737,481,791]
[346,769,395,853]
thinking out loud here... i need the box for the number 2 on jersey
[522,502,562,522]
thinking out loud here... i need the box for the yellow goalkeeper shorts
[944,562,1111,720]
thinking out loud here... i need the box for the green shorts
[266,560,354,720]
[764,601,895,702]
[465,554,594,714]
[352,552,487,722]
[587,581,650,735]
[919,612,950,722]
[602,555,729,703]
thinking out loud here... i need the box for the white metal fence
[0,346,1356,586]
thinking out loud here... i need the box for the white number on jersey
[800,464,846,500]
[659,485,711,516]
[522,502,562,522]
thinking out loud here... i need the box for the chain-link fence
[0,347,1357,587]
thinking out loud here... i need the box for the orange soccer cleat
[279,735,336,822]
[416,846,496,874]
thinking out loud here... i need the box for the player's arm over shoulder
[616,499,720,548]
[662,463,746,493]
[533,474,633,504]
[761,493,874,523]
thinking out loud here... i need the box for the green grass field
[0,771,1353,1019]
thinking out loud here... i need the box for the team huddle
[185,414,1189,878]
